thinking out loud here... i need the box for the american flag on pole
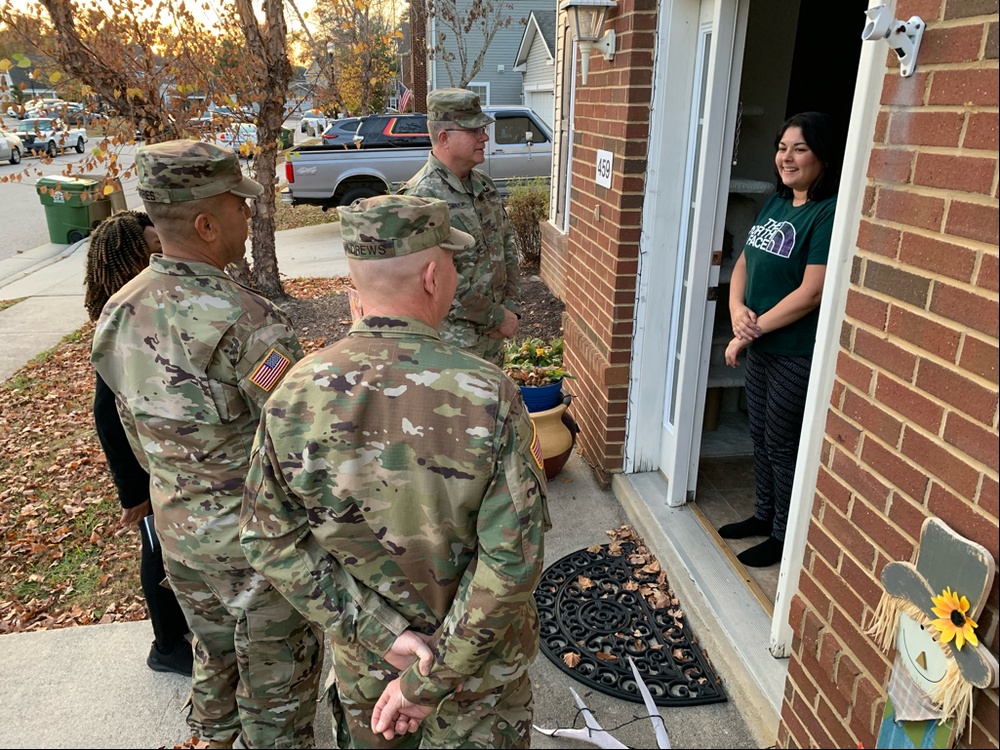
[398,85,412,113]
[248,348,291,392]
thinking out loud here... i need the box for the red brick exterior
[546,0,657,479]
[544,0,999,745]
[405,0,429,113]
[779,2,1000,747]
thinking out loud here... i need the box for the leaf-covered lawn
[0,321,146,634]
[0,279,347,635]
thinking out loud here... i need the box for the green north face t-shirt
[743,193,837,356]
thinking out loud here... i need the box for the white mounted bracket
[579,30,616,85]
[861,4,924,77]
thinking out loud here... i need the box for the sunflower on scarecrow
[867,517,999,748]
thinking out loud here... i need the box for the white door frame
[769,3,886,656]
[628,0,886,656]
[657,0,746,502]
[626,0,704,474]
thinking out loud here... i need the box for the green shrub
[504,177,550,268]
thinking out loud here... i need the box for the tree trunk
[234,0,293,300]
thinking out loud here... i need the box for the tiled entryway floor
[694,454,780,611]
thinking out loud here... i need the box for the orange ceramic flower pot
[530,402,576,480]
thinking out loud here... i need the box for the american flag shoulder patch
[249,348,291,392]
[529,420,544,471]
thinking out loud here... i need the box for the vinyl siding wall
[431,0,555,104]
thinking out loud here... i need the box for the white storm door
[657,0,745,505]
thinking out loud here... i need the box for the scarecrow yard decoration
[867,517,998,749]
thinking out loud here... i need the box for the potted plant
[503,337,578,479]
[503,337,571,413]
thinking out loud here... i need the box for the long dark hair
[84,210,155,321]
[773,112,843,203]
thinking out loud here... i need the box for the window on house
[467,82,489,105]
[494,116,549,145]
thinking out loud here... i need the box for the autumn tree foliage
[310,0,402,117]
[426,0,517,88]
[0,0,297,298]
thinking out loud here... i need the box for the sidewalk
[0,225,761,749]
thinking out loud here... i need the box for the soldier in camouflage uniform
[241,195,549,749]
[90,140,321,749]
[402,88,521,366]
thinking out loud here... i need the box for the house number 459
[595,149,613,189]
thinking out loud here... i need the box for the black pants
[744,349,812,542]
[138,514,189,650]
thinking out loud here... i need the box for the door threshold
[687,502,774,618]
[612,470,785,747]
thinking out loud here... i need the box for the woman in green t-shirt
[718,112,843,567]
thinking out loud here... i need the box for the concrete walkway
[0,224,762,749]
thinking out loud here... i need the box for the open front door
[657,0,747,505]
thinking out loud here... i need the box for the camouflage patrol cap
[136,139,263,204]
[426,88,495,128]
[340,195,475,260]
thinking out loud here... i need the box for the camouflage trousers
[326,641,533,749]
[164,557,323,748]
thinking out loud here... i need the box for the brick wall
[549,0,656,477]
[779,2,1000,747]
[407,0,429,113]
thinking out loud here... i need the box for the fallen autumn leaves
[0,278,346,635]
[0,321,145,634]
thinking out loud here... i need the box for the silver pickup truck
[281,106,552,209]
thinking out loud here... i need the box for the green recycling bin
[279,126,293,150]
[36,175,127,244]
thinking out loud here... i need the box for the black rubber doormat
[534,525,727,707]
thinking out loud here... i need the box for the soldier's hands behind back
[384,630,433,675]
[371,678,434,741]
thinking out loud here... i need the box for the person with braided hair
[85,210,193,676]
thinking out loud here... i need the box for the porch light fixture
[560,0,617,85]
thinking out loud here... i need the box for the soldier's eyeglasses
[444,126,488,135]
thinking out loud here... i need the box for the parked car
[320,117,362,146]
[300,109,328,135]
[15,118,88,156]
[8,97,63,119]
[217,123,258,156]
[28,102,94,126]
[351,114,431,149]
[283,106,552,209]
[0,128,22,164]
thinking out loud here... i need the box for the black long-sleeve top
[93,372,150,509]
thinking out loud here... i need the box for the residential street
[0,114,306,260]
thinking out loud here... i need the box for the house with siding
[427,0,555,106]
[540,0,999,746]
[514,10,557,128]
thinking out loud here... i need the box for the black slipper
[718,515,771,539]
[737,536,784,567]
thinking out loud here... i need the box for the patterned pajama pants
[744,349,813,542]
[164,557,322,748]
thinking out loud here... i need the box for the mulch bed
[278,273,565,351]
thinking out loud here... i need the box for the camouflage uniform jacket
[91,255,303,572]
[403,153,521,358]
[241,315,548,706]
